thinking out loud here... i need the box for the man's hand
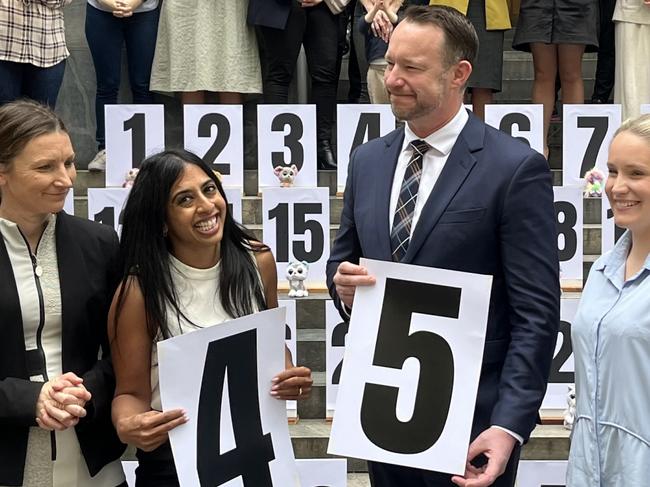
[451,427,517,487]
[333,261,375,309]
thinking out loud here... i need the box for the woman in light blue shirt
[567,114,650,486]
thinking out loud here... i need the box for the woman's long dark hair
[113,149,268,340]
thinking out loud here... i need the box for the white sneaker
[88,149,106,172]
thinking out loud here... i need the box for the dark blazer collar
[374,127,406,259]
[403,112,485,262]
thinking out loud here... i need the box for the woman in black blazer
[0,100,125,486]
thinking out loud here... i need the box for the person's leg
[352,0,369,102]
[22,60,66,108]
[124,7,160,106]
[304,3,340,169]
[470,88,493,121]
[558,43,586,105]
[257,2,305,104]
[367,64,389,104]
[530,43,559,158]
[0,61,23,105]
[592,0,616,102]
[86,4,124,150]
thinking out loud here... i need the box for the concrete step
[289,421,570,467]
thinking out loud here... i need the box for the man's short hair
[403,5,479,69]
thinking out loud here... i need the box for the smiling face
[383,21,470,137]
[165,163,227,268]
[0,131,76,220]
[605,131,650,239]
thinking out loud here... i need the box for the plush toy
[122,168,139,188]
[583,167,605,197]
[274,164,299,187]
[563,384,576,430]
[286,261,309,297]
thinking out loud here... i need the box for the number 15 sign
[329,258,492,475]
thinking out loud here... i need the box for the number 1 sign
[328,258,492,475]
[105,105,165,187]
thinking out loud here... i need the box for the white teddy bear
[563,384,576,430]
[286,261,309,297]
[274,164,299,187]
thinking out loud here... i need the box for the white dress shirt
[388,105,468,235]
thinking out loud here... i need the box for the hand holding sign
[332,261,376,309]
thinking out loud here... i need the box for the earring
[163,224,168,237]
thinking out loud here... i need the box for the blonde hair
[614,113,650,144]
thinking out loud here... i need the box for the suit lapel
[374,128,405,260]
[403,114,485,263]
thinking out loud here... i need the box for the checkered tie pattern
[390,139,431,262]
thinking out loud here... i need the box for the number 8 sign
[262,187,330,286]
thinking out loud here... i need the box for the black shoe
[317,140,337,170]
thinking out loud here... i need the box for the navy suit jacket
[327,112,560,443]
[247,0,291,29]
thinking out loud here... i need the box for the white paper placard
[484,104,544,155]
[601,195,625,255]
[562,104,621,186]
[158,307,299,487]
[640,104,650,115]
[326,299,348,416]
[183,105,244,188]
[296,458,347,487]
[64,189,74,215]
[262,187,330,286]
[87,187,130,235]
[279,299,298,417]
[516,460,567,487]
[223,187,242,224]
[553,186,583,283]
[336,104,395,194]
[258,105,317,189]
[105,105,165,187]
[541,296,578,410]
[328,258,492,475]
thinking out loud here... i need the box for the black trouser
[592,0,616,102]
[368,445,521,487]
[257,1,339,142]
[135,442,179,487]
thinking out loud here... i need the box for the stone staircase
[74,168,587,485]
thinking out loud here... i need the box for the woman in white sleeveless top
[108,149,312,486]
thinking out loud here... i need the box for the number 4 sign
[158,307,299,487]
[329,258,492,475]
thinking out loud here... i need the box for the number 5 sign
[262,187,330,286]
[105,105,165,187]
[329,258,492,475]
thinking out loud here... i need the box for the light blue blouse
[567,231,650,486]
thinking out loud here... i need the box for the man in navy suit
[326,6,560,487]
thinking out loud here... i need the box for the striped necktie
[390,139,431,262]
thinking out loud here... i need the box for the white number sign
[105,105,165,187]
[87,187,130,235]
[184,105,244,188]
[262,187,330,286]
[258,105,317,189]
[336,104,395,193]
[485,104,544,155]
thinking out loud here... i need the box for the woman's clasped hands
[36,372,91,431]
